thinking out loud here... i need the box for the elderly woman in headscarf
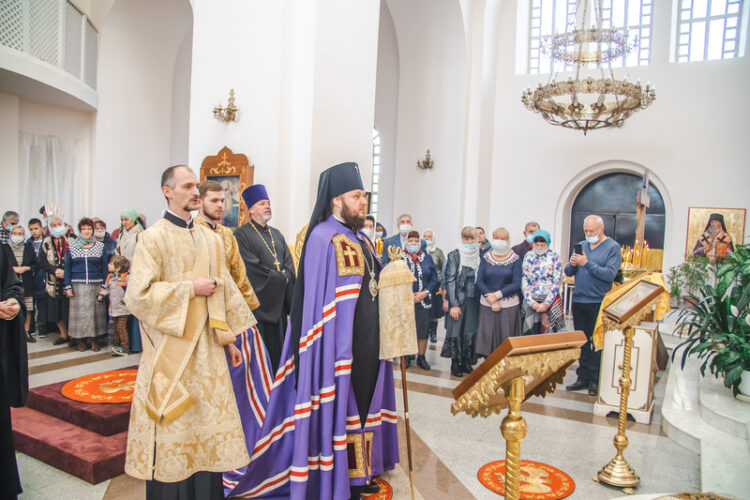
[37,216,76,345]
[63,218,108,351]
[116,208,143,261]
[693,213,734,263]
[440,226,481,377]
[521,229,565,336]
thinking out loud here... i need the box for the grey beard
[260,214,272,223]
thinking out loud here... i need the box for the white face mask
[10,235,24,245]
[491,239,509,253]
[399,224,412,236]
[94,231,106,239]
[362,228,374,240]
[534,247,548,256]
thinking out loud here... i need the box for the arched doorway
[569,172,666,254]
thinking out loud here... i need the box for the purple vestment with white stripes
[224,217,399,499]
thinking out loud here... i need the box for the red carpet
[12,370,136,484]
[478,460,575,500]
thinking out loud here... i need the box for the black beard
[342,207,364,231]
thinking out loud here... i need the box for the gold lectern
[451,331,587,500]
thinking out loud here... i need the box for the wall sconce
[417,149,433,169]
[213,89,239,122]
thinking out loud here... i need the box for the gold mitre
[378,246,418,359]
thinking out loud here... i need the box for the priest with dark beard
[234,185,296,371]
[0,242,28,500]
[223,162,399,499]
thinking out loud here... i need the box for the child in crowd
[98,255,130,356]
[27,218,46,337]
[6,225,36,342]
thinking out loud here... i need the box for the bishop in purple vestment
[224,162,399,499]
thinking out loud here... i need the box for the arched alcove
[569,172,666,254]
[553,160,673,261]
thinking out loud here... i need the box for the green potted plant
[666,255,713,307]
[675,243,750,397]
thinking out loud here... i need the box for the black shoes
[450,361,463,377]
[416,355,431,371]
[459,360,472,375]
[588,380,598,396]
[25,331,36,343]
[404,356,413,369]
[53,336,68,346]
[565,379,588,391]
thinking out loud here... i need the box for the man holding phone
[564,215,622,395]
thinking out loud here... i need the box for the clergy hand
[0,299,20,319]
[450,306,461,320]
[225,343,242,368]
[193,278,217,296]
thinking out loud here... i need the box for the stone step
[12,406,127,484]
[26,379,131,436]
[660,348,750,498]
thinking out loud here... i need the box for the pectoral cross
[273,259,280,271]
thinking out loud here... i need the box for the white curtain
[19,132,85,226]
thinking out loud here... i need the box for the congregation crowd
[0,205,144,355]
[365,212,621,394]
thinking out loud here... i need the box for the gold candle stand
[597,324,640,489]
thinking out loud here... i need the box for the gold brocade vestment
[124,220,253,482]
[194,215,261,312]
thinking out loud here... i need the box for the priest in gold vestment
[125,165,254,499]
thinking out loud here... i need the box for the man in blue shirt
[564,215,622,396]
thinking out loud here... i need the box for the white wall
[385,0,468,245]
[0,93,20,215]
[93,0,193,227]
[489,0,750,272]
[374,0,400,228]
[170,30,192,166]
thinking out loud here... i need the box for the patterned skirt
[68,283,108,339]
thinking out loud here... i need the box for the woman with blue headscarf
[115,207,143,262]
[521,229,564,335]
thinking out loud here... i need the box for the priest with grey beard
[234,185,295,371]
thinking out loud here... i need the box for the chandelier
[521,0,655,134]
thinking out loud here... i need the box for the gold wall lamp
[213,89,239,122]
[417,149,433,169]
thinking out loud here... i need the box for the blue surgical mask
[4,224,15,232]
[361,228,374,240]
[526,233,535,244]
[585,235,599,244]
[375,231,383,239]
[407,244,420,254]
[491,239,509,253]
[399,224,412,236]
[463,242,479,251]
[51,226,66,238]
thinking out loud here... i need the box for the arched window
[673,0,747,62]
[370,128,381,220]
[524,0,653,74]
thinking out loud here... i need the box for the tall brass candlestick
[597,325,640,488]
[501,377,527,500]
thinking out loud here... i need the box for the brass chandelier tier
[521,0,655,135]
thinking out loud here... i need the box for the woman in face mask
[38,216,76,345]
[63,218,109,352]
[440,226,482,377]
[474,227,523,361]
[5,225,36,342]
[422,229,446,343]
[520,229,565,336]
[402,231,438,370]
[93,218,117,262]
[116,208,143,262]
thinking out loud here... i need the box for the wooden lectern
[452,331,586,500]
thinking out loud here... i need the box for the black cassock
[0,243,28,499]
[234,219,295,372]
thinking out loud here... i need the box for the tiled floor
[16,324,701,499]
